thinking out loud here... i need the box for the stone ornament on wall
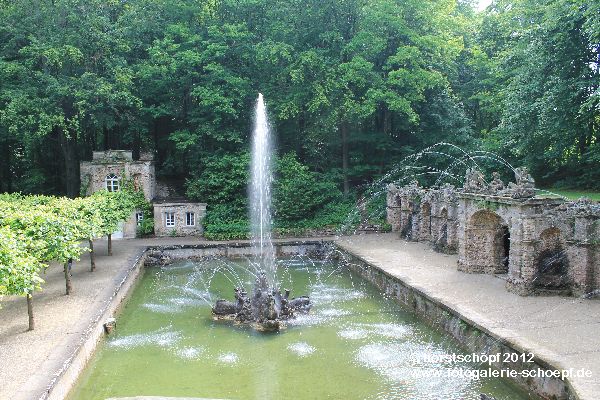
[463,168,488,194]
[501,167,536,198]
[462,167,536,199]
[489,172,504,192]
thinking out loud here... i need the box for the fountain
[69,141,536,399]
[212,93,311,331]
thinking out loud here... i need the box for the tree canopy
[0,0,597,200]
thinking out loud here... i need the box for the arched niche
[464,209,510,274]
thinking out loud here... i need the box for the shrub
[203,204,250,240]
[186,152,250,220]
[273,153,342,222]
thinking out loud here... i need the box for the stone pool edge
[43,239,329,400]
[335,243,579,400]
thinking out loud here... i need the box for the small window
[186,212,195,226]
[165,212,175,227]
[105,174,120,192]
[135,212,144,226]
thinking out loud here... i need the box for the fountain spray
[250,93,276,285]
[212,93,311,331]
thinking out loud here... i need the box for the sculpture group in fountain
[212,272,311,331]
[463,167,536,198]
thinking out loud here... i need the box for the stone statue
[515,167,535,189]
[489,172,505,193]
[405,180,420,193]
[463,168,488,193]
[502,167,536,198]
[563,197,600,217]
[212,271,311,332]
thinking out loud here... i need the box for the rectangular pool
[68,256,534,400]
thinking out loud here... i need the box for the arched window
[105,174,120,192]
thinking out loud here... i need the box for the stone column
[386,189,401,232]
[399,195,412,239]
[446,204,459,253]
[506,214,538,295]
[456,199,469,271]
[570,216,595,295]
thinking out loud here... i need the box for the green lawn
[539,188,600,201]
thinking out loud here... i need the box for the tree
[475,0,599,187]
[2,0,596,197]
[0,0,139,196]
[89,189,137,256]
[72,197,104,272]
[273,152,341,221]
[0,188,137,331]
[0,226,45,331]
[0,196,88,295]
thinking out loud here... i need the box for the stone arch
[534,227,570,290]
[464,209,510,274]
[420,202,432,240]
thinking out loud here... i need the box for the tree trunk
[2,138,12,192]
[103,126,110,150]
[132,130,141,161]
[107,234,112,256]
[59,129,80,198]
[64,262,73,295]
[89,239,96,272]
[341,122,350,195]
[383,108,391,136]
[27,293,34,331]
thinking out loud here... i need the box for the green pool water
[69,257,535,400]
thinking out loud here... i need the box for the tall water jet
[212,93,311,331]
[249,93,275,284]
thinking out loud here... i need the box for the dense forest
[0,0,598,215]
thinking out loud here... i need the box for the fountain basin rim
[145,237,336,251]
[106,397,229,400]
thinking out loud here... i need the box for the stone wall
[153,201,207,237]
[387,182,459,253]
[144,241,327,266]
[80,150,155,201]
[387,169,600,297]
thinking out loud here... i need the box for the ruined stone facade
[387,169,600,297]
[80,150,156,200]
[80,150,206,238]
[387,181,459,253]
